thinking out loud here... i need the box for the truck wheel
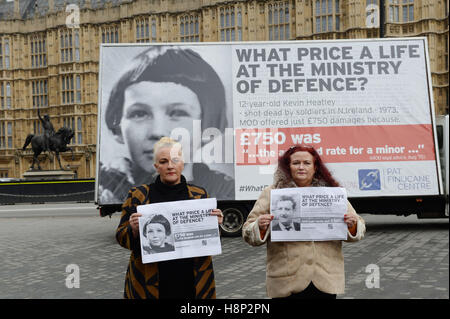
[220,206,245,237]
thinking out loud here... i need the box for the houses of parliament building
[0,0,448,180]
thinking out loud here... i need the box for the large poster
[96,45,235,205]
[96,38,440,204]
[232,38,440,199]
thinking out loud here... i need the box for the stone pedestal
[22,170,75,180]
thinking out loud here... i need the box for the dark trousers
[275,282,337,299]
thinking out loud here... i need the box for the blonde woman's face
[120,81,201,173]
[154,146,184,185]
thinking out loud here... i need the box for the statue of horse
[22,127,75,170]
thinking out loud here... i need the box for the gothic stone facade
[0,0,448,179]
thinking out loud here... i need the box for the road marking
[0,206,96,212]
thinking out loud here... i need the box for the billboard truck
[96,37,449,236]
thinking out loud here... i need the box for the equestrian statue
[22,109,74,170]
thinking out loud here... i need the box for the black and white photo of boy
[142,214,175,254]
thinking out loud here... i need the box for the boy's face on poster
[119,81,202,173]
[146,223,167,248]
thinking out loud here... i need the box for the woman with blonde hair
[116,137,223,299]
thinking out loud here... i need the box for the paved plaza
[0,205,448,299]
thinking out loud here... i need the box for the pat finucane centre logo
[358,169,381,191]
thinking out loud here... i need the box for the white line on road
[0,206,95,212]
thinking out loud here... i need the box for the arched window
[219,6,242,42]
[314,0,340,33]
[180,14,200,42]
[136,18,150,43]
[6,82,11,109]
[77,117,82,145]
[269,2,290,40]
